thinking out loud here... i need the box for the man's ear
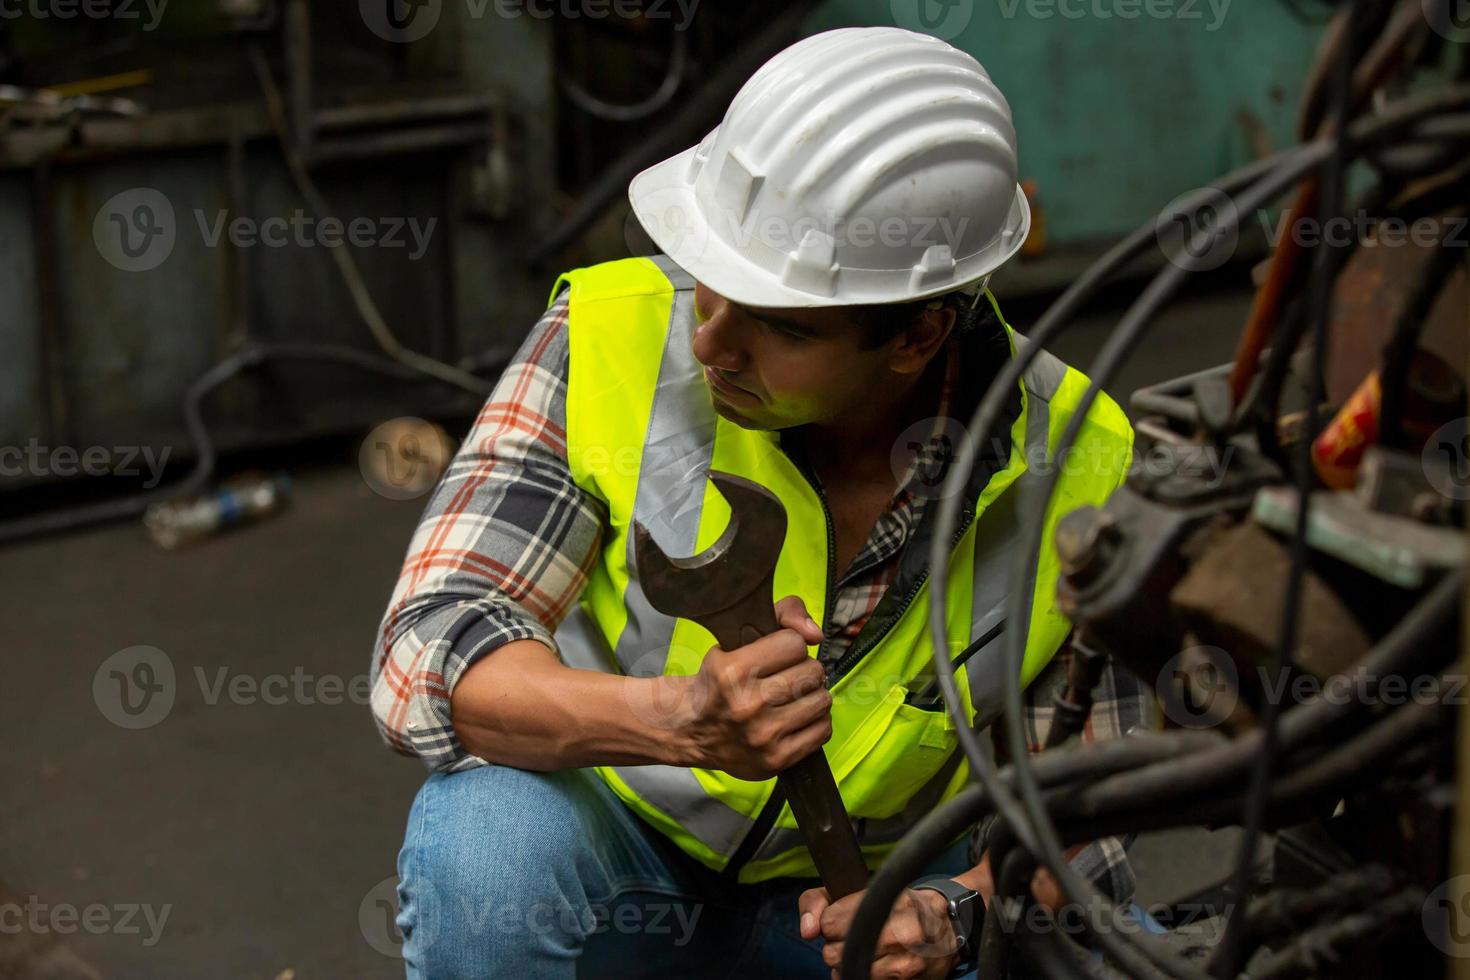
[889,305,956,375]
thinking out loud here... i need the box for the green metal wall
[811,0,1324,243]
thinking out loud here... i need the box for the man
[372,26,1145,980]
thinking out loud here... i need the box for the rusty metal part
[1227,0,1433,406]
[632,470,868,898]
[1356,446,1458,524]
[1170,521,1371,684]
[1252,484,1463,590]
[1054,433,1277,685]
[1325,206,1469,408]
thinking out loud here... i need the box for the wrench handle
[705,596,869,899]
[778,754,869,899]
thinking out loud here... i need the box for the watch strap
[911,875,980,976]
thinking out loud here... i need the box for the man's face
[691,282,904,431]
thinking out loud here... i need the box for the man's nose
[691,309,748,373]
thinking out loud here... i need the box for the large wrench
[632,470,868,898]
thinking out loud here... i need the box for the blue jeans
[395,764,971,979]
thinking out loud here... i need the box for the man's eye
[762,321,807,341]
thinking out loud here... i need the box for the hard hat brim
[628,144,1031,310]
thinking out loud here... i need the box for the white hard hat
[628,27,1030,309]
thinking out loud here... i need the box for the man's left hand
[797,885,960,979]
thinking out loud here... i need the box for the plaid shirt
[371,286,1150,901]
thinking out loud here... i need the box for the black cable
[910,139,1327,898]
[0,343,491,545]
[995,683,1450,872]
[908,618,1005,706]
[915,84,1470,980]
[1043,631,1110,750]
[839,731,1222,979]
[1215,2,1361,972]
[1011,909,1119,980]
[997,89,1470,980]
[1048,568,1459,816]
[1247,889,1427,980]
[1377,222,1469,448]
[988,145,1338,980]
[1229,178,1397,450]
[977,845,1042,979]
[560,27,689,123]
[970,693,1446,980]
[844,81,1470,980]
[1241,865,1398,949]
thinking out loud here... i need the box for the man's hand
[798,885,959,979]
[676,597,831,781]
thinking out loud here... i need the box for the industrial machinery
[844,1,1469,976]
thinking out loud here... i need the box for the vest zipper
[827,504,976,683]
[722,456,837,881]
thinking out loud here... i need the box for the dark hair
[846,289,997,350]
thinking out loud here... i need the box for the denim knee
[398,765,608,979]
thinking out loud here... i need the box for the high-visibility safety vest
[549,255,1133,884]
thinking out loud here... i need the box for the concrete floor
[1,279,1255,978]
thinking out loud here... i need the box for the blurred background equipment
[4,0,1329,539]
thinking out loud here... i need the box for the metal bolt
[1054,505,1119,586]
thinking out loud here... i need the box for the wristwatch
[911,875,982,977]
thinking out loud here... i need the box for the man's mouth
[704,367,751,400]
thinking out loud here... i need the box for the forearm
[955,843,1092,911]
[449,638,697,770]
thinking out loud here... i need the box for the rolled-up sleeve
[370,292,606,771]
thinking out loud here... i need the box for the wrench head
[633,470,787,621]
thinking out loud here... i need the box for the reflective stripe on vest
[550,257,1132,882]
